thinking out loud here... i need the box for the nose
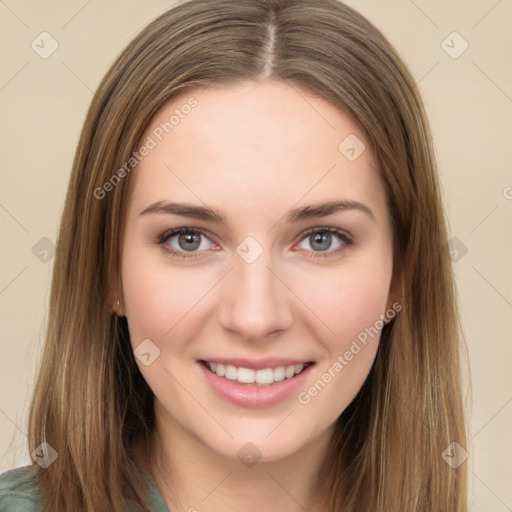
[217,250,294,342]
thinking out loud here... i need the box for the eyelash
[156,226,353,260]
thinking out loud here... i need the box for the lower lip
[198,361,314,408]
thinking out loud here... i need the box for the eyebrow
[139,199,375,223]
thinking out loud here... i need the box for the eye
[295,227,353,258]
[157,228,216,259]
[156,226,353,260]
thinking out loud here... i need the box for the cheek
[333,278,388,337]
[295,260,391,344]
[120,244,212,409]
[292,260,391,410]
[120,239,203,348]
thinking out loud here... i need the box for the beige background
[0,1,511,510]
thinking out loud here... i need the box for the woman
[0,0,469,510]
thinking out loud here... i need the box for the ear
[108,260,124,316]
[386,260,402,310]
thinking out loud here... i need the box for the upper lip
[199,358,314,370]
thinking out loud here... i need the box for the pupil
[176,231,332,252]
[179,232,200,251]
[311,232,331,251]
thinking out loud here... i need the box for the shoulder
[0,463,169,512]
[0,465,41,511]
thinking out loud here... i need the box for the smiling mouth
[200,360,314,386]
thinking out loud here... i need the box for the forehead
[126,80,386,222]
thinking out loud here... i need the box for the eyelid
[292,226,353,258]
[156,227,219,259]
[296,226,352,244]
[156,225,353,259]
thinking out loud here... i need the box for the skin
[113,79,400,511]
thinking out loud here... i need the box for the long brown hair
[28,0,469,510]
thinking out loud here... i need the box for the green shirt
[0,464,170,511]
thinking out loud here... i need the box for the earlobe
[386,263,403,313]
[108,263,124,315]
[115,300,123,316]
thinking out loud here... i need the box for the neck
[141,403,334,511]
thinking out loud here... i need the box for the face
[117,79,398,464]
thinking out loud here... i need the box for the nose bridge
[218,246,293,340]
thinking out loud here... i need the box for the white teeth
[237,367,255,383]
[225,365,237,380]
[255,368,274,385]
[273,366,285,382]
[206,361,308,386]
[285,365,295,378]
